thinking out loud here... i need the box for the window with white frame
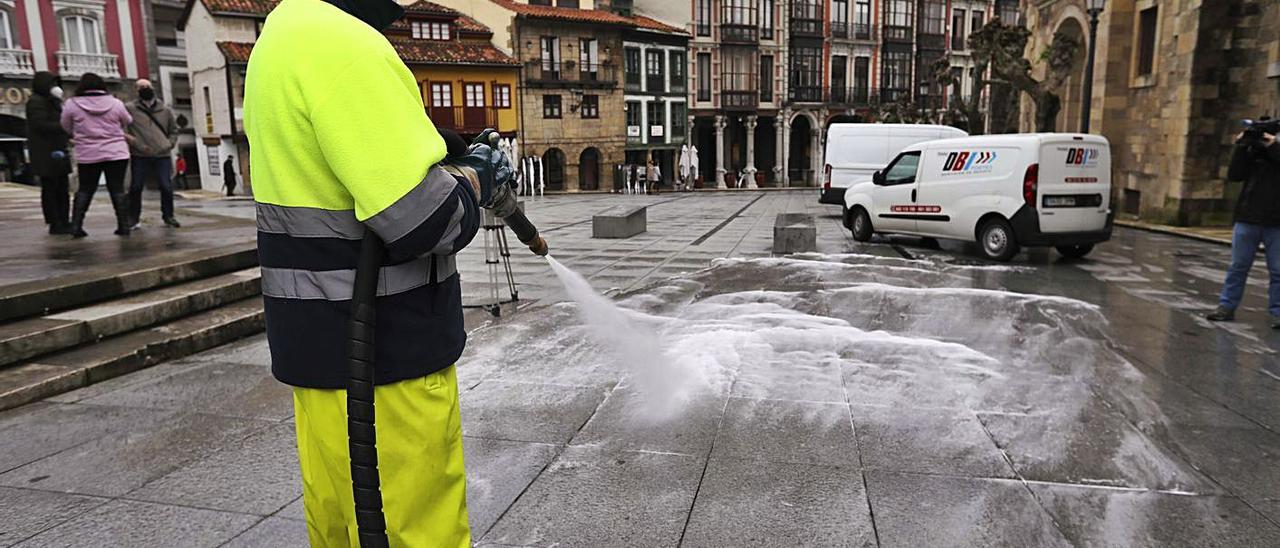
[61,15,102,54]
[464,83,484,107]
[493,84,512,108]
[0,10,14,50]
[430,83,452,108]
[412,21,450,40]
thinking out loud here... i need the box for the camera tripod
[463,208,520,317]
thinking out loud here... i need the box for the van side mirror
[872,170,885,185]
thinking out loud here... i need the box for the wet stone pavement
[2,191,1279,547]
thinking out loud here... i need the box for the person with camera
[1207,120,1280,326]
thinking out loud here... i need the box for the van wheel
[850,207,874,242]
[978,218,1020,262]
[1056,244,1094,259]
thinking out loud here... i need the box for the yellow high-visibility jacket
[244,0,480,389]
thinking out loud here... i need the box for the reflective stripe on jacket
[245,0,480,389]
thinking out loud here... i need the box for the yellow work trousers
[293,366,470,548]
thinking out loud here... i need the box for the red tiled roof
[217,41,255,64]
[632,14,686,35]
[487,0,635,26]
[403,1,459,16]
[455,14,491,34]
[390,38,519,67]
[201,0,277,17]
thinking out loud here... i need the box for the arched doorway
[1054,17,1087,133]
[579,147,600,191]
[788,114,813,185]
[543,148,565,191]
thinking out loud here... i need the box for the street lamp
[1080,0,1106,133]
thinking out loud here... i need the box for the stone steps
[0,268,261,368]
[0,242,258,323]
[0,297,265,411]
[0,241,267,411]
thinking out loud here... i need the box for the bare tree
[958,18,1080,132]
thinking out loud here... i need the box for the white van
[842,133,1114,261]
[820,123,968,205]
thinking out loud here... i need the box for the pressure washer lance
[345,131,548,548]
[479,131,549,257]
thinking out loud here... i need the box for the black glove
[444,142,514,209]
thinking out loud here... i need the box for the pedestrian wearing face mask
[26,71,72,234]
[125,79,181,229]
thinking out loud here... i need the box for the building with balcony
[0,0,152,182]
[673,0,787,188]
[179,0,521,195]
[152,0,199,187]
[387,2,521,142]
[623,14,689,186]
[439,0,675,192]
[177,0,268,194]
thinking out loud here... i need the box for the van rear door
[829,126,890,189]
[1036,136,1111,234]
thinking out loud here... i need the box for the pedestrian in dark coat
[26,71,72,234]
[1208,124,1280,326]
[223,155,237,196]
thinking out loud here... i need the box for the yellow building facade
[390,2,522,141]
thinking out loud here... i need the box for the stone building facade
[440,0,660,192]
[1026,0,1280,225]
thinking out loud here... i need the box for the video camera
[1240,117,1280,146]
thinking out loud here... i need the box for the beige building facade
[1026,0,1280,225]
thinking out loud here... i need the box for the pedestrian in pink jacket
[60,73,133,238]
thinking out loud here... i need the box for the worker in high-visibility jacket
[243,0,511,545]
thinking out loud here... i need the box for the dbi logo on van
[1065,148,1100,167]
[940,151,997,176]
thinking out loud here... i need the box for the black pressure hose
[348,230,388,548]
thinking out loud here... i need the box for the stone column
[811,128,822,186]
[780,112,792,188]
[714,114,727,189]
[774,115,785,186]
[744,115,758,189]
[688,114,698,187]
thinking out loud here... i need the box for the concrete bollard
[592,206,648,239]
[773,213,817,254]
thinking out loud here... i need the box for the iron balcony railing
[852,22,874,41]
[526,61,618,88]
[789,86,824,103]
[829,87,874,106]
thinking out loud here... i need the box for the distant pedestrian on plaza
[175,156,187,189]
[27,71,72,235]
[126,78,180,229]
[647,159,660,194]
[222,155,237,196]
[60,73,133,238]
[635,162,647,194]
[1207,122,1280,326]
